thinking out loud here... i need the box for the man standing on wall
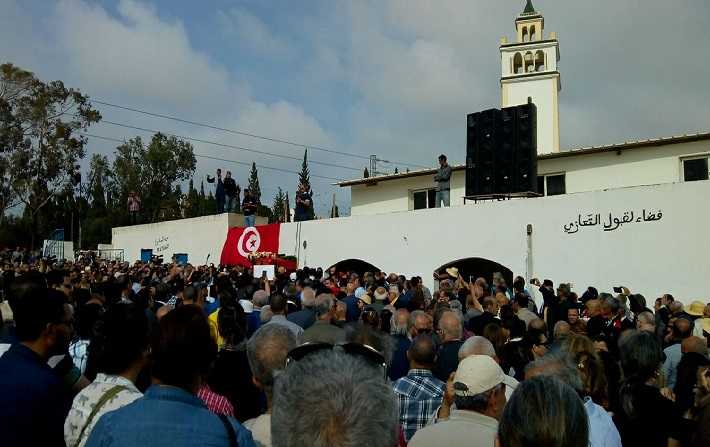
[223,171,240,213]
[127,191,141,225]
[434,154,451,208]
[207,169,226,214]
[242,189,257,228]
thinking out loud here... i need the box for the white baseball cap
[453,355,506,396]
[239,299,254,313]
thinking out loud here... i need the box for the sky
[2,0,709,216]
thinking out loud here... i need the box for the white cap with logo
[453,355,506,396]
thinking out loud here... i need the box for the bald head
[439,311,463,342]
[554,321,571,341]
[682,336,708,356]
[673,318,693,340]
[529,318,546,332]
[459,336,496,361]
[407,335,437,369]
[301,287,316,308]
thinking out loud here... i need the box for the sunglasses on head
[286,342,388,379]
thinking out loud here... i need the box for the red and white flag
[220,223,281,267]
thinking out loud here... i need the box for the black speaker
[513,103,537,193]
[466,104,537,197]
[466,109,499,196]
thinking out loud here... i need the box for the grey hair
[553,321,571,340]
[390,309,411,336]
[409,310,432,329]
[439,310,463,340]
[301,287,316,308]
[313,294,335,318]
[449,300,463,312]
[669,301,684,314]
[272,350,398,447]
[459,336,496,361]
[252,290,269,307]
[455,383,503,412]
[525,351,584,393]
[247,324,297,398]
[637,311,654,326]
[260,305,274,323]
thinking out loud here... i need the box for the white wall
[110,213,267,265]
[283,180,710,305]
[540,139,710,193]
[348,139,710,216]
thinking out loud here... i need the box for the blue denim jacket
[85,384,255,447]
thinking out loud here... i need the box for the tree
[1,63,101,246]
[113,133,196,223]
[284,191,291,222]
[272,187,286,223]
[248,162,261,204]
[86,154,112,212]
[299,149,310,188]
[185,178,200,218]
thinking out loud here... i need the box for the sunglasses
[287,342,387,379]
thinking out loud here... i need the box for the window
[537,174,566,196]
[412,188,436,210]
[535,50,545,71]
[682,157,709,182]
[513,53,523,74]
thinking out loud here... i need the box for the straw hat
[687,300,706,317]
[445,267,459,279]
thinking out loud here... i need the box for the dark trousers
[129,211,140,225]
[216,194,225,213]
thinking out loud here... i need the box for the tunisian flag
[220,223,281,267]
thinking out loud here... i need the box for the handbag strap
[218,413,239,447]
[74,384,127,447]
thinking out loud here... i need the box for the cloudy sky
[2,0,709,215]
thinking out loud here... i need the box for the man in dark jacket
[223,171,240,213]
[207,169,226,213]
[433,311,464,381]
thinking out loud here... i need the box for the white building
[107,1,710,305]
[501,0,561,154]
[338,1,710,217]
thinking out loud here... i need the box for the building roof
[336,131,710,187]
[523,0,536,15]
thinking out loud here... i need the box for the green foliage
[272,187,286,223]
[0,62,101,246]
[248,162,261,203]
[299,149,310,188]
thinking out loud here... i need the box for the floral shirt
[64,374,142,447]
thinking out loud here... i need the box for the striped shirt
[197,384,235,417]
[392,369,445,441]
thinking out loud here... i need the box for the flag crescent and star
[220,223,281,267]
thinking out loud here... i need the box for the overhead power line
[96,119,360,172]
[80,133,345,182]
[92,99,430,170]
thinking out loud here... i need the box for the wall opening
[535,50,545,71]
[522,26,529,42]
[434,257,513,289]
[327,258,382,276]
[524,51,534,73]
[530,25,536,41]
[513,52,523,74]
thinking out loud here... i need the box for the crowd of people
[1,254,709,447]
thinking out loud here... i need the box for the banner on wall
[220,224,281,267]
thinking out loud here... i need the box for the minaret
[500,0,560,154]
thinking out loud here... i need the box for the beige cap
[446,267,459,278]
[359,294,372,305]
[453,355,506,397]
